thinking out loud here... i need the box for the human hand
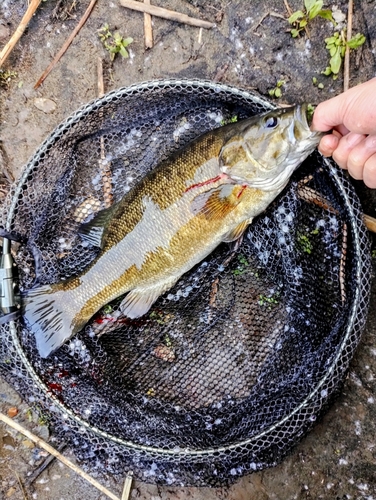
[311,78,376,188]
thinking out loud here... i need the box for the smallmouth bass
[22,104,322,357]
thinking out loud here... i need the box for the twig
[0,412,120,500]
[25,441,68,487]
[254,11,285,32]
[119,0,215,29]
[143,0,153,49]
[344,0,353,92]
[121,472,133,500]
[283,0,293,17]
[34,0,98,88]
[0,0,42,68]
[97,57,113,208]
[97,56,105,98]
[364,214,376,233]
[13,469,28,500]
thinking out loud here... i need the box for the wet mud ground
[0,0,376,498]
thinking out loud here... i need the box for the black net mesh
[0,79,371,486]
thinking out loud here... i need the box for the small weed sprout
[312,77,324,89]
[268,80,285,99]
[220,115,238,126]
[288,0,334,38]
[322,30,365,79]
[98,23,133,61]
[258,292,280,309]
[0,69,17,88]
[372,249,376,259]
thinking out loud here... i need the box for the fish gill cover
[0,80,371,486]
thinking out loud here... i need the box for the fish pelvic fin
[120,277,178,319]
[190,184,244,221]
[22,285,83,358]
[223,218,252,243]
[78,202,119,248]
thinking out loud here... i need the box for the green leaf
[300,19,308,27]
[347,33,366,49]
[317,9,335,23]
[288,10,305,24]
[312,76,317,84]
[119,45,129,58]
[122,37,134,47]
[290,28,300,37]
[321,66,332,76]
[308,0,323,19]
[318,82,324,89]
[304,0,317,12]
[277,79,285,87]
[274,88,282,98]
[329,46,337,57]
[268,89,275,96]
[330,49,342,74]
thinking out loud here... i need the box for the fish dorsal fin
[120,277,178,319]
[78,202,119,248]
[223,218,252,243]
[190,184,243,221]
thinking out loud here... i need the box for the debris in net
[118,0,215,29]
[0,0,42,68]
[34,0,98,89]
[121,472,133,500]
[7,407,18,418]
[364,215,376,233]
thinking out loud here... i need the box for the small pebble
[7,407,18,418]
[34,98,57,114]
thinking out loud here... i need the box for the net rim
[4,79,371,458]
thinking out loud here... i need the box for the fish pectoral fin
[190,184,242,221]
[120,278,178,319]
[223,218,252,243]
[78,202,119,248]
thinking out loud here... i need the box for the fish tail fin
[21,284,83,358]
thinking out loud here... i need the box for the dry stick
[25,441,68,487]
[344,0,353,92]
[119,0,215,29]
[34,0,98,89]
[144,0,153,49]
[121,472,133,500]
[97,58,113,208]
[0,0,42,68]
[0,413,120,500]
[364,214,376,233]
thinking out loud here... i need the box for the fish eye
[264,116,278,128]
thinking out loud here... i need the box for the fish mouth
[294,103,310,131]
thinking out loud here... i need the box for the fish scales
[22,104,322,357]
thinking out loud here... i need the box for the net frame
[0,79,371,486]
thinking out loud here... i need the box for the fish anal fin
[191,184,243,221]
[78,202,119,248]
[120,278,178,319]
[223,218,252,243]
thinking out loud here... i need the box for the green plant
[98,23,133,61]
[372,249,376,259]
[312,77,324,89]
[258,292,280,309]
[232,254,249,276]
[322,30,366,78]
[220,115,238,126]
[268,80,285,99]
[288,0,334,38]
[0,69,17,88]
